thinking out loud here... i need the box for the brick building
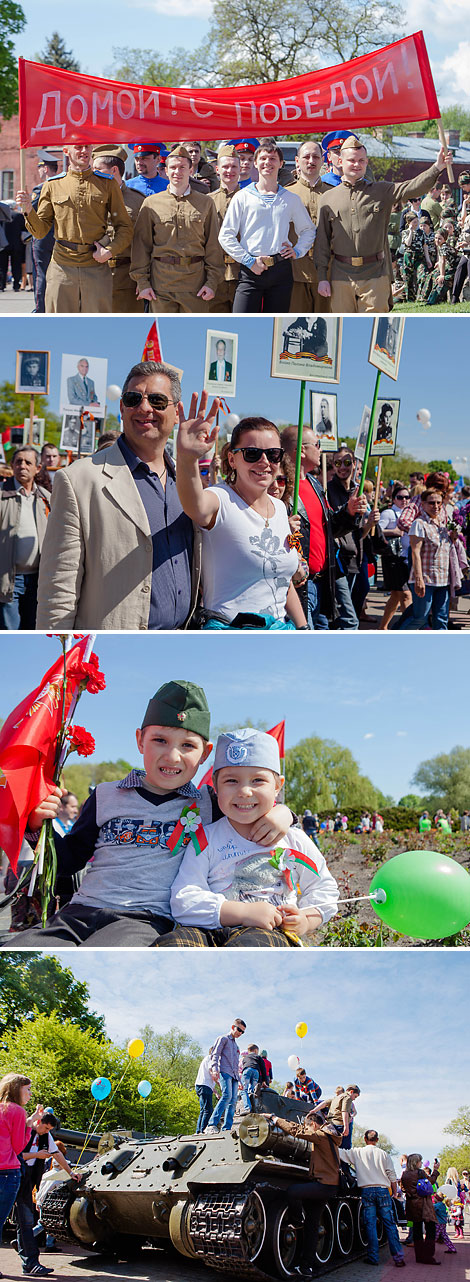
[0,114,64,200]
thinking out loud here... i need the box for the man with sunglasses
[206,1020,246,1133]
[280,426,367,628]
[36,362,199,630]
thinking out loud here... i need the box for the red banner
[18,33,440,148]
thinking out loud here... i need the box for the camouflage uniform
[24,168,133,313]
[130,188,224,313]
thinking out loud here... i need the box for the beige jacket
[36,442,201,630]
[0,480,50,602]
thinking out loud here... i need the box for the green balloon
[370,850,470,940]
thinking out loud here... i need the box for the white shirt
[219,183,315,266]
[201,482,299,622]
[340,1144,398,1189]
[24,1131,58,1164]
[170,818,339,929]
[378,504,410,554]
[195,1053,216,1089]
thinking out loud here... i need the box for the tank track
[189,1186,266,1278]
[41,1182,81,1242]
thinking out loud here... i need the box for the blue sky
[0,633,468,802]
[11,0,470,110]
[1,315,469,469]
[52,948,469,1157]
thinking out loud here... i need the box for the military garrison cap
[458,171,470,186]
[217,144,240,159]
[340,135,367,152]
[214,728,281,774]
[141,680,210,739]
[167,145,192,162]
[92,145,128,165]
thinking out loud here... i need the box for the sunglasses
[231,447,284,464]
[335,457,353,467]
[199,466,210,477]
[122,391,177,410]
[233,1024,246,1032]
[395,494,409,501]
[273,475,287,487]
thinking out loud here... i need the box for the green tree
[111,46,199,88]
[411,746,470,812]
[0,1,26,120]
[37,31,80,71]
[285,736,389,813]
[0,954,105,1038]
[444,1104,470,1141]
[136,1025,202,1090]
[0,1013,199,1134]
[62,759,133,804]
[397,794,422,808]
[0,381,60,448]
[438,1105,470,1174]
[348,1124,397,1154]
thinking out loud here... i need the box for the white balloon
[439,1183,457,1199]
[225,413,240,430]
[107,384,122,400]
[416,408,431,426]
[287,1054,300,1071]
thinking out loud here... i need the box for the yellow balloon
[128,1038,145,1059]
[295,1022,308,1039]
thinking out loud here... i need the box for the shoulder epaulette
[48,171,67,181]
[93,171,114,180]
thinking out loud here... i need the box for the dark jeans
[0,1167,21,1242]
[287,1180,338,1265]
[0,573,38,630]
[233,259,293,312]
[32,231,54,313]
[16,1174,39,1273]
[195,1084,213,1133]
[10,903,174,948]
[452,254,470,304]
[361,1186,403,1264]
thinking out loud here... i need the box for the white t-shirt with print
[201,482,299,622]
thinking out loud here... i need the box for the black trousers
[452,254,470,303]
[286,1180,338,1264]
[9,903,174,948]
[233,259,293,312]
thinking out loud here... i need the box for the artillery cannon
[41,1088,383,1277]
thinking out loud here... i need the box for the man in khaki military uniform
[17,142,133,313]
[314,137,453,313]
[91,144,144,313]
[209,145,241,311]
[288,140,330,312]
[130,146,223,313]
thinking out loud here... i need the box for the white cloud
[363,732,375,739]
[405,0,470,38]
[396,730,407,737]
[138,0,213,15]
[433,42,470,107]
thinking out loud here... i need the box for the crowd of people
[3,372,467,631]
[11,131,467,315]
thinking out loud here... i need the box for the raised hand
[177,391,220,462]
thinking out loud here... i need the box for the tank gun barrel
[239,1115,310,1164]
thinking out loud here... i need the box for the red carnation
[66,725,96,757]
[75,655,106,693]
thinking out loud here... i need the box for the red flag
[142,321,162,363]
[18,36,440,148]
[0,637,91,873]
[1,429,12,443]
[198,721,286,791]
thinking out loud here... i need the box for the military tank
[41,1088,385,1277]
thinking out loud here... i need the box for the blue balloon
[137,1079,152,1099]
[91,1077,111,1101]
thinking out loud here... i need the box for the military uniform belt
[156,254,205,266]
[334,251,385,267]
[261,253,285,267]
[56,239,96,251]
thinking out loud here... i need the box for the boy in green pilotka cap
[13,681,295,949]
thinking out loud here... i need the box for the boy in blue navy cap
[165,728,338,947]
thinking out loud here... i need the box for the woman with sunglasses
[176,395,307,629]
[400,488,462,630]
[377,483,413,629]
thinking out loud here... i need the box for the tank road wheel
[69,1196,106,1247]
[240,1190,267,1263]
[357,1201,368,1247]
[314,1204,335,1265]
[169,1200,199,1260]
[257,1201,301,1279]
[335,1201,354,1258]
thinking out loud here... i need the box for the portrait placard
[271,317,342,382]
[370,398,400,457]
[60,412,96,455]
[60,354,108,416]
[204,330,238,398]
[22,418,45,447]
[15,350,50,395]
[368,317,405,381]
[310,392,338,451]
[355,406,371,462]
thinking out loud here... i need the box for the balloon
[295,1022,308,1039]
[370,850,470,940]
[225,413,240,430]
[107,384,122,400]
[128,1038,145,1059]
[439,1183,457,1198]
[287,1055,300,1071]
[137,1080,152,1099]
[91,1077,111,1101]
